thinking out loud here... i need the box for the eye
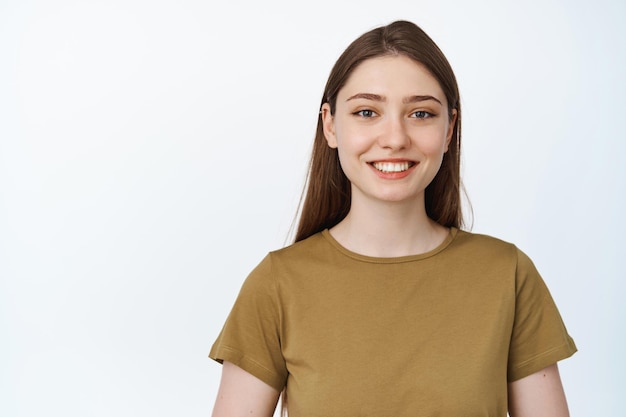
[353,109,377,118]
[410,110,433,119]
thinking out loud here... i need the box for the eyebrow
[346,93,442,106]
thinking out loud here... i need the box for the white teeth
[372,162,411,173]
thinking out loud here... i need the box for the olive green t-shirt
[210,228,576,416]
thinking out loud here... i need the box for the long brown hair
[294,20,464,242]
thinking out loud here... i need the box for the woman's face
[321,55,456,207]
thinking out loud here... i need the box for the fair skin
[211,361,279,417]
[211,55,570,416]
[321,55,456,257]
[212,362,569,417]
[508,364,570,417]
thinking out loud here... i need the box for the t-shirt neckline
[320,227,459,264]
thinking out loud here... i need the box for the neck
[329,194,450,258]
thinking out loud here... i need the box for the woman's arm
[211,361,281,417]
[508,363,570,417]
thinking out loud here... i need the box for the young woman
[209,20,576,417]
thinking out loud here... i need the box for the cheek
[333,129,372,180]
[416,126,451,154]
[334,126,372,155]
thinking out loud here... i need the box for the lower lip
[369,163,418,179]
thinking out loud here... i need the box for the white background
[1,0,624,415]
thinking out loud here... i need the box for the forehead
[339,55,446,101]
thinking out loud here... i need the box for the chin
[374,192,423,204]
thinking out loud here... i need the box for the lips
[370,161,416,173]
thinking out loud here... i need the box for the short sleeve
[507,248,577,381]
[209,254,287,391]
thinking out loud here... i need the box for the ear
[321,103,338,149]
[444,108,458,152]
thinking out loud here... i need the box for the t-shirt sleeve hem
[508,337,577,382]
[209,345,286,392]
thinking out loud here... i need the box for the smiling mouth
[370,161,416,173]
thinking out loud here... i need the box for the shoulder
[451,229,518,258]
[266,231,331,267]
[240,232,332,287]
[450,229,539,276]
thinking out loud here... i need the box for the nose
[378,115,411,150]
